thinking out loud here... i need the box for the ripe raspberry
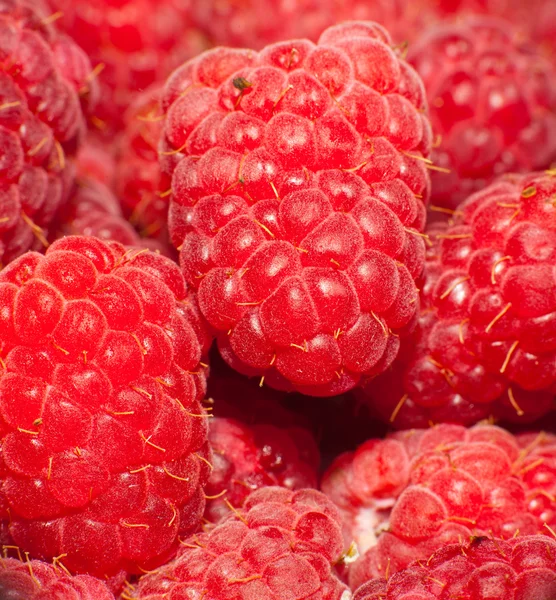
[48,0,206,134]
[0,0,97,266]
[129,487,351,600]
[0,236,212,577]
[164,21,432,396]
[353,535,556,600]
[0,556,115,599]
[408,17,556,209]
[205,417,320,522]
[360,172,556,428]
[324,423,555,589]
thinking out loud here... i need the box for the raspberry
[0,0,96,266]
[164,21,432,396]
[129,487,351,600]
[322,423,555,588]
[0,556,115,599]
[360,172,556,428]
[0,236,212,577]
[205,416,320,522]
[408,17,556,209]
[48,0,206,134]
[353,535,556,600]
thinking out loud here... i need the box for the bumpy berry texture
[0,236,212,577]
[129,487,351,600]
[0,0,97,266]
[0,556,115,599]
[409,17,556,209]
[164,21,432,396]
[331,424,556,589]
[48,0,206,134]
[206,416,320,522]
[353,535,556,600]
[360,172,556,428]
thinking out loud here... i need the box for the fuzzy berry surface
[0,0,97,266]
[0,236,212,577]
[409,17,556,209]
[164,21,432,396]
[0,556,115,600]
[360,172,556,428]
[129,487,350,600]
[324,424,556,588]
[353,535,556,600]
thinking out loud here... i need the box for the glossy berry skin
[361,172,556,428]
[327,424,556,589]
[409,18,556,209]
[0,0,97,266]
[130,487,350,600]
[164,21,432,396]
[0,236,212,578]
[206,417,319,522]
[0,556,115,600]
[353,535,556,600]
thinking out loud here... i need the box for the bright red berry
[409,17,556,209]
[353,535,556,600]
[130,487,351,600]
[163,21,432,396]
[0,236,212,577]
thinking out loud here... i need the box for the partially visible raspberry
[0,0,96,266]
[48,0,206,134]
[0,556,115,600]
[130,487,351,600]
[360,173,556,428]
[164,21,432,396]
[328,424,556,589]
[0,236,212,577]
[205,417,320,522]
[75,137,116,187]
[353,535,556,600]
[409,17,556,209]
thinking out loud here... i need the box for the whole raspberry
[205,417,320,522]
[353,535,556,600]
[164,21,432,396]
[0,236,212,577]
[48,0,206,134]
[408,17,556,209]
[360,172,556,428]
[129,487,351,600]
[323,423,556,588]
[0,556,115,599]
[0,0,97,266]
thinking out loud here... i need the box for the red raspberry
[205,417,320,522]
[321,423,555,588]
[360,172,556,428]
[0,236,212,577]
[0,0,96,266]
[0,556,115,599]
[408,17,556,209]
[164,21,432,396]
[48,0,206,134]
[130,487,351,600]
[353,535,556,600]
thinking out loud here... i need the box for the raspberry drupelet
[353,535,556,600]
[128,487,351,600]
[0,236,212,577]
[0,0,97,267]
[360,172,556,428]
[163,21,433,396]
[0,555,115,599]
[409,17,556,210]
[320,423,556,588]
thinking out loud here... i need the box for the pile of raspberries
[0,0,554,598]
